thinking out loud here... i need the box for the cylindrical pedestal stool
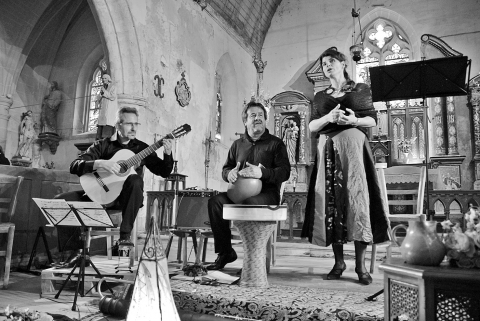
[223,205,287,288]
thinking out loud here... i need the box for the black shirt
[70,135,174,178]
[222,129,290,195]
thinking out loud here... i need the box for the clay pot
[99,296,129,318]
[227,177,262,204]
[396,220,446,266]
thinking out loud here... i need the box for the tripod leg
[365,289,384,301]
[40,227,53,264]
[85,259,114,296]
[72,255,86,311]
[54,259,80,299]
[25,227,42,271]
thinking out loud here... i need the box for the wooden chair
[86,210,137,268]
[0,176,23,289]
[370,164,427,273]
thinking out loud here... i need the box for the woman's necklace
[326,81,353,95]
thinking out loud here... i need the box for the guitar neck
[123,134,172,169]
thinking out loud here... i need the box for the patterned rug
[171,279,384,321]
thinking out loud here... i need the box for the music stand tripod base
[54,229,113,311]
[115,244,134,273]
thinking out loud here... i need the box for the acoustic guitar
[80,124,191,205]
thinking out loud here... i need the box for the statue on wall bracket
[11,110,36,167]
[37,80,62,155]
[175,71,191,107]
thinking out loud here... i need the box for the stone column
[472,92,480,160]
[298,111,306,164]
[274,113,281,138]
[470,86,480,189]
[253,55,267,94]
[0,95,13,150]
[433,97,446,155]
[446,96,459,155]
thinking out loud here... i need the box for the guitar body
[80,149,137,205]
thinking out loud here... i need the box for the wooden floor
[0,237,391,320]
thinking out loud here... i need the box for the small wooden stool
[223,204,287,288]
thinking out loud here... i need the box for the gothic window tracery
[355,18,426,165]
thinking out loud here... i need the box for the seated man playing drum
[206,101,291,270]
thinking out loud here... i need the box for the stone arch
[434,199,446,215]
[88,0,144,96]
[449,199,462,214]
[467,198,479,208]
[73,44,104,135]
[343,7,420,62]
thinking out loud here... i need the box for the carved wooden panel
[271,91,311,192]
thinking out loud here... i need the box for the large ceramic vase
[399,220,446,266]
[227,177,262,204]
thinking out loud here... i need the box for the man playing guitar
[56,107,174,256]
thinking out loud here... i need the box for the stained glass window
[86,68,103,132]
[355,19,411,84]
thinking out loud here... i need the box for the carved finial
[193,0,207,10]
[253,55,267,73]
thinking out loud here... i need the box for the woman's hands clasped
[328,104,358,126]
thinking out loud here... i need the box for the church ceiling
[198,0,283,55]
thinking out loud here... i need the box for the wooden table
[379,258,480,321]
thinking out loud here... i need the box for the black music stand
[366,55,471,302]
[32,199,114,310]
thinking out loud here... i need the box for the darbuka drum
[227,177,262,204]
[223,204,287,288]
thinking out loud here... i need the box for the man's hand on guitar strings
[163,139,173,155]
[95,159,122,175]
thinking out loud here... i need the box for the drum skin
[227,177,262,204]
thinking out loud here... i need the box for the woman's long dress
[301,83,390,247]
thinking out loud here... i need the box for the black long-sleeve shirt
[70,135,174,178]
[222,129,290,195]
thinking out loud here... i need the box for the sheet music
[68,201,114,227]
[32,198,81,226]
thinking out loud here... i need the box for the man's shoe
[118,237,134,248]
[206,249,237,270]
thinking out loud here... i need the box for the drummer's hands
[228,162,241,183]
[238,162,263,179]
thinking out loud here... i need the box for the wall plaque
[175,71,191,107]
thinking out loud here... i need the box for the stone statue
[282,117,299,164]
[31,141,43,168]
[95,74,117,126]
[15,110,36,158]
[40,81,62,134]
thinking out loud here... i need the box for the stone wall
[1,0,257,194]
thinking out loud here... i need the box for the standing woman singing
[301,47,390,285]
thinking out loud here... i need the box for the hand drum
[227,177,262,204]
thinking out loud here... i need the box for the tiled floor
[0,238,391,320]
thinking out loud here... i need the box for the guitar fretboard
[119,124,190,170]
[122,139,168,169]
